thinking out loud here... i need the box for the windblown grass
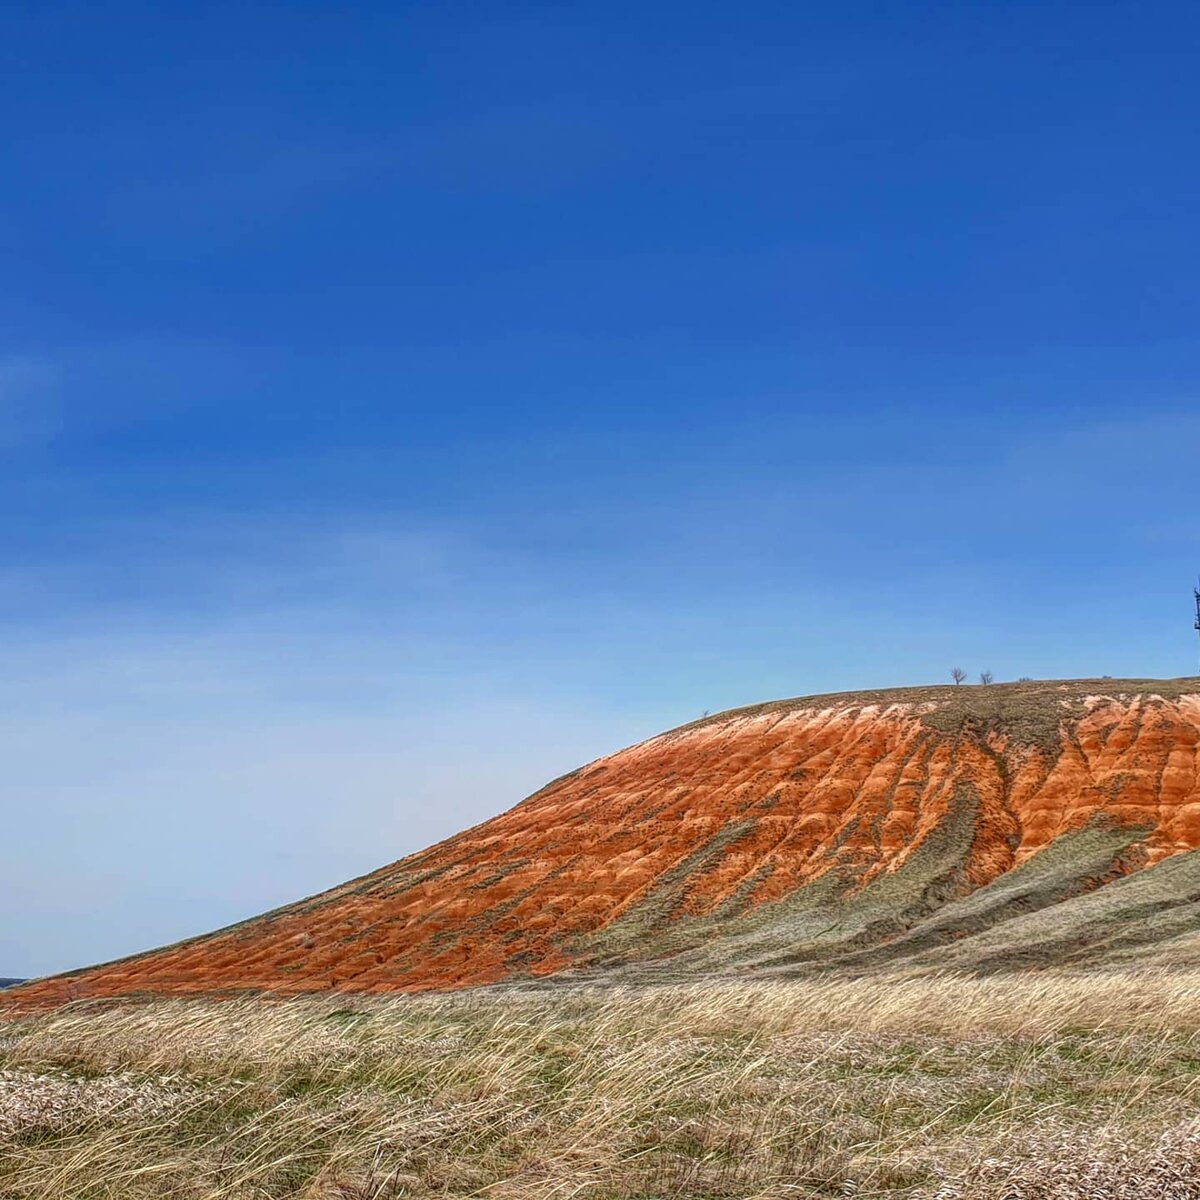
[3,970,1200,1197]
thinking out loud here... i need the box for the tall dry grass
[3,970,1200,1198]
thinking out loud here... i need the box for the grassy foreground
[3,973,1200,1198]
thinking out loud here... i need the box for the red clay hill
[8,678,1200,1006]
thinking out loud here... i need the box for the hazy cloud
[0,625,652,980]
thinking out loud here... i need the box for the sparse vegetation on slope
[4,971,1200,1198]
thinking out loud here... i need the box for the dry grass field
[3,972,1200,1199]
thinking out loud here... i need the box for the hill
[6,677,1200,1006]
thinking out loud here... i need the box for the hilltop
[6,677,1200,1006]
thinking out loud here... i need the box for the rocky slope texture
[7,679,1200,1006]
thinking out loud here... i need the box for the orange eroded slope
[7,679,1200,1005]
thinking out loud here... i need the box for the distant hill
[5,677,1200,1007]
[0,979,24,989]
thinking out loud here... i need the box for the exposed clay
[6,679,1200,1006]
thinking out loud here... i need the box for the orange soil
[8,681,1200,1005]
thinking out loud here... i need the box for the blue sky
[3,2,1199,978]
